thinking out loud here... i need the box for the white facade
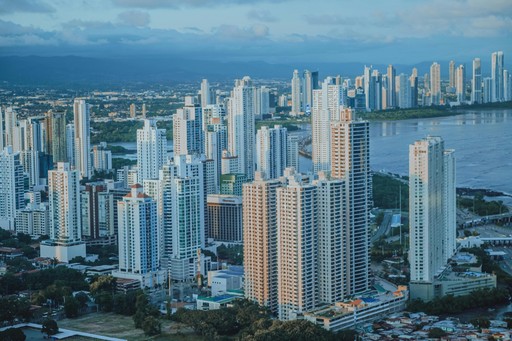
[48,162,82,243]
[116,184,162,288]
[73,99,91,179]
[330,108,371,295]
[137,119,166,182]
[173,97,204,157]
[256,125,288,180]
[0,146,25,230]
[161,155,205,280]
[314,173,346,304]
[227,76,256,180]
[409,137,456,285]
[291,70,302,116]
[312,77,342,173]
[92,142,112,172]
[200,79,212,108]
[16,204,49,238]
[491,51,504,102]
[41,162,85,262]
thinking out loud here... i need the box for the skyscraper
[409,136,456,301]
[449,60,456,89]
[227,76,256,180]
[277,171,317,320]
[137,119,166,182]
[455,64,466,103]
[396,73,411,109]
[410,68,419,108]
[173,96,204,157]
[491,51,504,102]
[430,62,441,105]
[312,77,342,173]
[73,99,91,179]
[200,79,212,108]
[256,125,288,180]
[0,146,24,230]
[243,173,282,314]
[387,65,397,108]
[40,162,86,262]
[115,184,163,288]
[161,155,205,280]
[207,194,243,242]
[330,108,371,295]
[471,58,482,104]
[45,110,67,163]
[291,70,302,116]
[364,65,375,111]
[314,172,346,304]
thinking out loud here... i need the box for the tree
[64,296,80,318]
[142,316,161,336]
[41,319,59,337]
[0,328,26,341]
[16,233,32,245]
[428,327,447,338]
[90,275,117,295]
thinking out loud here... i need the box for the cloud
[212,24,270,40]
[304,14,359,26]
[111,0,286,9]
[118,10,151,27]
[0,0,54,14]
[247,9,278,23]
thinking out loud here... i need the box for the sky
[1,0,511,65]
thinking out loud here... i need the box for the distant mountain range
[0,55,471,88]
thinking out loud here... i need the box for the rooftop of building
[305,280,408,320]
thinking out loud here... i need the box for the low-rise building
[304,280,408,332]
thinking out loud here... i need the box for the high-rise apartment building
[227,76,256,180]
[387,65,397,108]
[291,70,302,116]
[73,99,91,179]
[491,51,504,102]
[409,136,456,300]
[455,64,466,103]
[0,146,25,230]
[40,162,86,262]
[161,155,205,280]
[256,125,288,180]
[430,62,441,105]
[396,73,411,109]
[314,172,346,304]
[200,79,212,108]
[137,119,166,182]
[472,58,482,104]
[449,60,456,89]
[312,77,343,173]
[115,184,163,288]
[92,142,112,172]
[207,194,243,242]
[277,171,317,320]
[173,96,204,157]
[45,110,67,163]
[243,172,282,314]
[330,108,371,295]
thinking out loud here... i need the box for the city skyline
[0,0,510,65]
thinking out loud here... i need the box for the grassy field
[58,312,203,341]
